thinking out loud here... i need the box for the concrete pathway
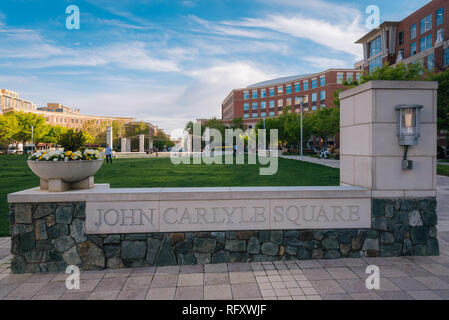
[280,155,340,168]
[1,177,449,300]
[438,162,449,166]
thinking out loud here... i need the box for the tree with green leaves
[0,113,19,146]
[231,117,244,130]
[312,107,340,144]
[11,112,49,145]
[41,125,67,145]
[427,69,449,132]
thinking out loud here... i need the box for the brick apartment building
[221,69,361,143]
[1,89,134,134]
[355,0,449,156]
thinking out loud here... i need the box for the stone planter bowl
[27,159,104,192]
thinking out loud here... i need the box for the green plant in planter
[57,129,87,151]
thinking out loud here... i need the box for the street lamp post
[31,126,34,154]
[299,96,306,161]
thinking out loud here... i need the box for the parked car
[7,147,18,154]
[0,147,6,155]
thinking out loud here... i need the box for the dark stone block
[193,238,216,253]
[104,245,121,259]
[393,224,409,241]
[285,230,300,239]
[366,230,379,239]
[400,199,416,212]
[259,231,270,243]
[303,240,320,250]
[410,226,429,244]
[322,237,339,250]
[372,217,390,231]
[237,231,254,240]
[429,226,437,238]
[247,237,261,255]
[393,211,409,225]
[86,235,104,248]
[403,239,413,255]
[146,238,161,264]
[34,203,56,219]
[324,250,340,259]
[261,242,279,256]
[296,247,311,259]
[174,241,192,254]
[73,203,86,219]
[285,246,297,256]
[24,250,43,263]
[313,230,326,241]
[285,238,302,247]
[178,253,196,265]
[55,205,73,224]
[372,199,385,217]
[14,204,33,224]
[352,237,363,251]
[11,224,34,235]
[413,244,427,256]
[121,241,146,259]
[312,249,324,259]
[251,254,268,262]
[211,232,225,244]
[338,230,356,244]
[226,232,237,240]
[77,242,105,269]
[380,243,402,257]
[225,240,246,252]
[340,243,351,256]
[70,219,86,243]
[380,232,395,245]
[155,236,177,266]
[104,235,121,244]
[48,224,69,239]
[11,255,26,273]
[52,235,75,253]
[270,230,283,244]
[298,231,314,241]
[124,234,148,241]
[421,210,438,226]
[211,250,231,263]
[230,252,242,262]
[47,261,67,272]
[426,238,439,256]
[20,231,36,253]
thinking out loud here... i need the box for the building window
[244,103,249,111]
[320,91,326,101]
[295,97,301,105]
[311,105,317,111]
[427,53,435,70]
[369,36,382,57]
[286,84,292,94]
[252,90,258,99]
[269,100,275,108]
[436,28,444,43]
[436,8,444,27]
[398,31,404,46]
[260,89,266,98]
[252,113,258,118]
[243,91,249,100]
[337,72,344,84]
[420,33,433,52]
[444,47,449,66]
[356,73,361,82]
[320,104,326,109]
[303,81,309,91]
[261,112,266,118]
[311,78,317,89]
[269,111,275,117]
[410,42,417,56]
[347,73,354,82]
[261,101,266,109]
[420,14,432,35]
[320,75,325,86]
[252,102,258,109]
[277,86,283,94]
[269,87,275,97]
[369,56,383,72]
[294,82,300,92]
[286,98,292,106]
[244,113,249,118]
[411,24,417,40]
[311,93,317,102]
[278,99,283,107]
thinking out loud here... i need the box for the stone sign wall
[8,198,438,273]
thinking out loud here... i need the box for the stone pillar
[121,138,127,153]
[339,80,438,198]
[106,126,113,149]
[139,134,145,153]
[126,139,131,152]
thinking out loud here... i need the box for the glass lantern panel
[401,108,416,134]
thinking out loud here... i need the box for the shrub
[57,129,87,151]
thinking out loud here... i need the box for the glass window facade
[243,91,249,100]
[252,90,258,99]
[252,113,258,118]
[427,53,435,70]
[320,76,325,86]
[320,91,326,100]
[277,86,283,94]
[261,101,266,108]
[444,47,449,66]
[369,56,383,72]
[311,93,317,102]
[303,81,309,91]
[244,113,249,118]
[244,103,249,110]
[311,105,317,111]
[269,87,275,97]
[294,82,300,92]
[356,73,361,82]
[337,72,344,83]
[261,112,266,118]
[410,42,417,56]
[269,111,275,117]
[295,97,301,105]
[260,89,266,98]
[437,8,444,26]
[399,31,404,45]
[278,99,283,107]
[369,36,382,57]
[420,14,432,35]
[286,98,292,106]
[269,100,275,108]
[411,24,417,40]
[347,73,353,82]
[420,34,433,52]
[252,102,258,109]
[286,84,292,94]
[311,78,317,89]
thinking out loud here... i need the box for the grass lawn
[0,155,339,237]
[438,164,449,177]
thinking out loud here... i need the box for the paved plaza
[1,176,449,301]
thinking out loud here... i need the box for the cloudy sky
[0,0,430,137]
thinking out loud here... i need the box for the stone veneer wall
[9,198,439,273]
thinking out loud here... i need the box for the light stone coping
[339,80,439,100]
[8,184,372,203]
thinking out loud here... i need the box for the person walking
[105,144,112,164]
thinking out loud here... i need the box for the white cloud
[302,56,348,69]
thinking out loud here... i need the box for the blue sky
[0,0,430,135]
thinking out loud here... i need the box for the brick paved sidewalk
[1,234,449,300]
